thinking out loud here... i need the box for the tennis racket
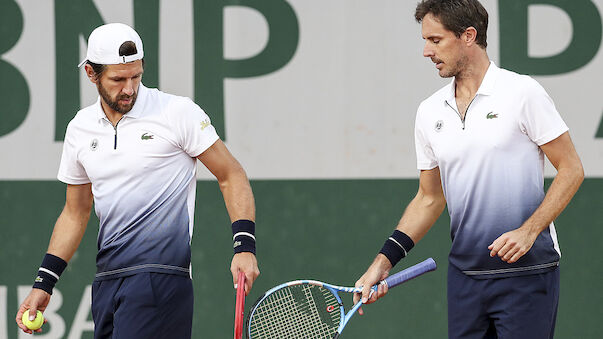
[234,272,246,339]
[246,258,436,338]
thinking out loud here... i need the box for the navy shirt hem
[94,264,190,281]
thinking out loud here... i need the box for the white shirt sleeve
[169,97,220,157]
[57,122,90,184]
[415,106,438,170]
[519,78,568,146]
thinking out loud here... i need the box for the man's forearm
[46,184,93,262]
[521,166,583,235]
[219,167,255,223]
[47,207,91,262]
[396,191,446,243]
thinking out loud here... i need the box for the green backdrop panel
[0,179,601,338]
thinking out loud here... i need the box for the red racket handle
[234,272,246,339]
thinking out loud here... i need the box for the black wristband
[32,253,67,295]
[232,220,256,255]
[379,230,415,267]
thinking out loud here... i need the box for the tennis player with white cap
[16,23,259,338]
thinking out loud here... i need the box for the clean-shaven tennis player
[354,0,583,338]
[16,23,259,338]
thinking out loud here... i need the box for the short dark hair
[118,40,138,57]
[87,61,106,78]
[415,0,488,48]
[87,40,142,78]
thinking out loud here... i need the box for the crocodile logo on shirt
[486,112,498,119]
[141,133,154,140]
[200,119,211,130]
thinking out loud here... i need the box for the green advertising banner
[1,180,602,338]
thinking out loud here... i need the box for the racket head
[234,272,246,339]
[246,280,345,339]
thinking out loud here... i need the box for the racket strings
[248,284,341,338]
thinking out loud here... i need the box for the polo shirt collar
[125,84,148,119]
[445,60,499,103]
[95,83,149,122]
[94,97,105,121]
[476,61,498,96]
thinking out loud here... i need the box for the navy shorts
[92,272,193,339]
[448,264,559,339]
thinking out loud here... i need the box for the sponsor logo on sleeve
[200,119,211,131]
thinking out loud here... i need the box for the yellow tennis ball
[22,310,44,330]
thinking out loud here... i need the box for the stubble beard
[97,81,138,114]
[439,54,469,79]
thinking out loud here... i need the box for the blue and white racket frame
[246,258,437,339]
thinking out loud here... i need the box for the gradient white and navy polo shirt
[58,84,219,280]
[415,62,568,279]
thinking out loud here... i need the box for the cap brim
[77,59,87,68]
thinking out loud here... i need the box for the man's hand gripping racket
[246,258,436,338]
[234,272,246,339]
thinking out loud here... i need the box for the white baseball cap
[77,23,144,68]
